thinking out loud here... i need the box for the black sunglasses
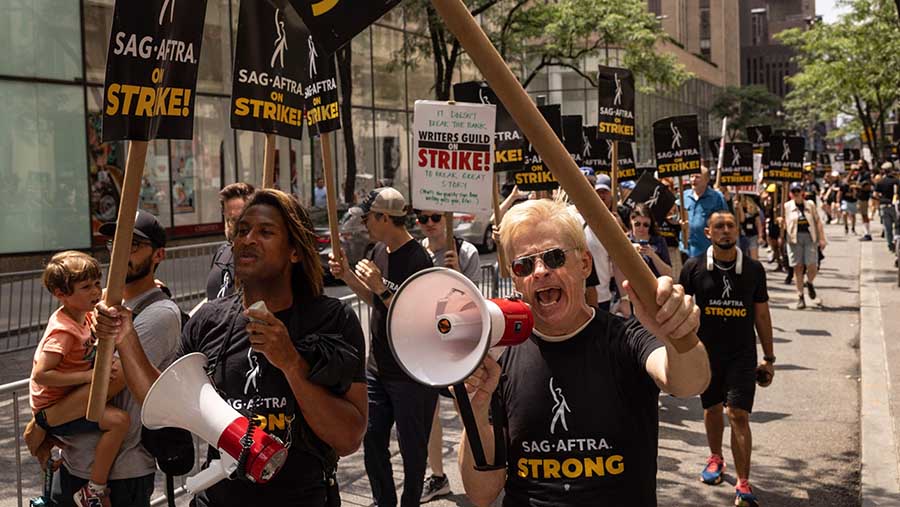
[511,248,571,277]
[105,239,153,253]
[417,213,443,224]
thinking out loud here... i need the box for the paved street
[3,228,898,506]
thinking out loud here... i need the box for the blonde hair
[42,251,102,296]
[499,199,587,260]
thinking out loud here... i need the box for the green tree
[778,0,900,159]
[710,86,782,141]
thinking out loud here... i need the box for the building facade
[1,0,736,266]
[739,0,816,97]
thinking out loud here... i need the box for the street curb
[859,237,900,506]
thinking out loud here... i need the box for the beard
[714,239,736,250]
[126,254,154,284]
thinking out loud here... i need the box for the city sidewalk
[859,221,900,506]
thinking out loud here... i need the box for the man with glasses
[207,182,255,300]
[329,187,439,507]
[50,210,181,507]
[414,209,480,502]
[456,198,710,507]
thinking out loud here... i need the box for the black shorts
[700,354,757,412]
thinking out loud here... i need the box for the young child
[28,251,129,507]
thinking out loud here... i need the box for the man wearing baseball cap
[51,209,181,506]
[329,187,439,507]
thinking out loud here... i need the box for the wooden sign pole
[444,212,456,261]
[610,141,619,205]
[87,140,149,421]
[320,131,343,262]
[677,176,691,255]
[492,175,510,278]
[432,0,698,352]
[262,133,276,188]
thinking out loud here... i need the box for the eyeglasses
[106,239,152,253]
[510,248,571,277]
[417,213,443,224]
[632,221,651,228]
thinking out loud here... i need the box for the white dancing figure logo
[159,0,175,24]
[721,274,733,299]
[645,185,661,209]
[756,128,765,144]
[271,8,288,69]
[582,131,592,158]
[244,349,261,395]
[308,36,318,78]
[478,88,491,105]
[549,377,571,435]
[731,145,741,166]
[782,139,791,161]
[670,122,682,149]
[613,72,623,106]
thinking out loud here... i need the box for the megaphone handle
[453,382,507,471]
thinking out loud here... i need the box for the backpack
[131,291,195,479]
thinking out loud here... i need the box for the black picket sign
[102,0,208,141]
[453,81,525,173]
[597,66,635,142]
[765,136,805,182]
[515,105,562,191]
[290,0,401,55]
[582,126,609,174]
[720,142,755,185]
[843,148,861,163]
[615,142,638,182]
[747,125,771,154]
[622,171,676,225]
[231,0,306,140]
[304,36,341,135]
[563,115,585,165]
[653,115,701,178]
[707,138,722,161]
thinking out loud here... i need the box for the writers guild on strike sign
[231,0,306,140]
[453,81,525,173]
[411,101,496,214]
[102,0,207,141]
[597,65,635,143]
[652,115,701,179]
[720,143,755,185]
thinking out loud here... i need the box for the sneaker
[421,474,451,503]
[74,484,111,507]
[783,272,793,285]
[734,481,760,507]
[796,295,806,310]
[860,234,872,241]
[845,223,849,234]
[806,282,817,300]
[700,454,725,485]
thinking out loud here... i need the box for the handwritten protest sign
[412,100,496,213]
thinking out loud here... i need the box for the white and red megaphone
[141,353,288,493]
[388,267,533,387]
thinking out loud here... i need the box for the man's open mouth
[535,287,562,306]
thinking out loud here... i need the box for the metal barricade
[0,242,224,355]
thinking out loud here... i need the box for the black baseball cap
[99,209,167,248]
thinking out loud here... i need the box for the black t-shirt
[657,220,680,248]
[498,311,664,507]
[206,243,235,300]
[366,239,434,380]
[802,181,820,203]
[840,183,857,203]
[796,206,810,234]
[679,255,768,359]
[875,176,899,205]
[741,212,759,238]
[179,293,366,506]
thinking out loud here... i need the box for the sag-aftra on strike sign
[102,0,207,141]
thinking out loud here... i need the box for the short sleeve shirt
[424,238,481,283]
[679,255,768,359]
[681,188,728,257]
[498,311,663,507]
[179,292,366,506]
[206,243,235,300]
[30,309,95,413]
[366,239,435,380]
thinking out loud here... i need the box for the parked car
[453,211,496,253]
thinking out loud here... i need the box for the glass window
[406,32,433,106]
[0,0,82,81]
[335,108,376,205]
[351,27,373,108]
[198,0,232,94]
[171,96,234,230]
[84,0,115,85]
[0,82,90,254]
[372,26,405,109]
[375,109,409,198]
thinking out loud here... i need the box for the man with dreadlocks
[94,189,368,507]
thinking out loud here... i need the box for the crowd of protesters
[22,155,900,507]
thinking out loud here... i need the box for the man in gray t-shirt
[53,211,181,507]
